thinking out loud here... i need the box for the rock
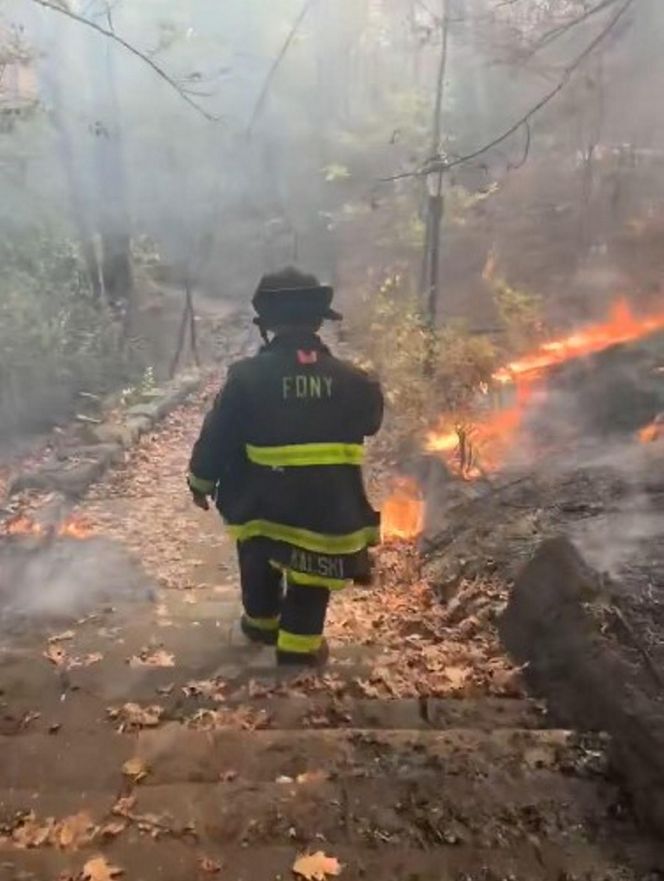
[127,402,162,421]
[125,415,152,440]
[500,535,664,836]
[10,459,106,498]
[87,423,135,446]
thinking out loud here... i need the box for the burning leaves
[420,299,664,481]
[380,477,424,541]
[493,298,664,386]
[638,414,664,444]
[2,513,94,540]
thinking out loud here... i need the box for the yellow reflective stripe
[287,569,347,591]
[278,631,323,654]
[188,473,216,494]
[246,442,364,467]
[244,615,280,632]
[228,520,380,555]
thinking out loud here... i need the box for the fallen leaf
[293,851,342,880]
[12,813,55,848]
[56,811,96,850]
[99,820,127,839]
[199,856,222,874]
[156,683,174,696]
[443,666,472,691]
[108,703,163,729]
[296,770,329,785]
[67,652,103,669]
[49,630,75,643]
[111,795,136,817]
[44,645,67,666]
[183,679,225,701]
[122,756,150,782]
[82,855,124,881]
[129,649,175,668]
[20,710,41,729]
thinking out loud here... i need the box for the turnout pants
[238,541,330,655]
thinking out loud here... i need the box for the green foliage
[350,275,498,442]
[492,278,544,351]
[0,230,142,437]
[446,183,500,226]
[120,365,158,407]
[322,163,351,183]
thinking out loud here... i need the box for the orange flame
[638,417,663,444]
[3,514,94,539]
[6,514,44,536]
[427,299,664,477]
[381,477,424,542]
[58,516,94,540]
[493,298,664,386]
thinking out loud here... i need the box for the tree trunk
[33,7,103,298]
[86,1,134,325]
[420,0,449,328]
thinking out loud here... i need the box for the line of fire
[382,298,664,541]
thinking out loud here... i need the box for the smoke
[0,537,154,627]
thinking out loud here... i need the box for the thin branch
[507,120,531,171]
[381,0,635,182]
[30,0,221,121]
[531,0,620,55]
[246,0,316,136]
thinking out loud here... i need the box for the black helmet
[252,267,342,328]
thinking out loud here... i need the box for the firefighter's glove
[187,475,215,511]
[191,490,210,511]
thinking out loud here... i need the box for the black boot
[240,615,278,646]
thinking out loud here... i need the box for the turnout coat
[189,332,383,588]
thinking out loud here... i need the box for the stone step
[0,835,655,881]
[0,726,604,792]
[0,686,547,739]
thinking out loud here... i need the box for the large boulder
[501,536,664,835]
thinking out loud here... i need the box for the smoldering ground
[0,535,155,628]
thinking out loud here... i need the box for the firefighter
[188,268,383,666]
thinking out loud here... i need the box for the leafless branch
[531,0,621,54]
[30,0,221,121]
[247,0,316,136]
[381,0,635,182]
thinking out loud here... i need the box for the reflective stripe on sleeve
[188,473,216,494]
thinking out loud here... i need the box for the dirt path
[0,369,663,879]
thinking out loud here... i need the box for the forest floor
[0,348,663,880]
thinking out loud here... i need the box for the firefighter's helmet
[252,267,342,327]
